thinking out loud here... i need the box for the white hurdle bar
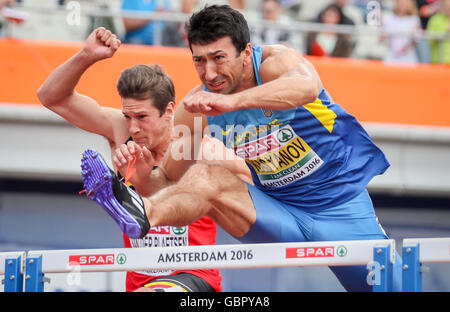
[2,239,395,292]
[402,237,450,292]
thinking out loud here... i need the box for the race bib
[129,225,189,276]
[236,125,324,189]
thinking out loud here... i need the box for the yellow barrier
[1,38,449,127]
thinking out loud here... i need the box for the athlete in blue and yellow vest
[79,5,402,292]
[182,5,402,292]
[200,44,402,291]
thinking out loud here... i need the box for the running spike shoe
[80,149,150,239]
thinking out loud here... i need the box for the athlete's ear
[164,101,175,119]
[242,43,252,66]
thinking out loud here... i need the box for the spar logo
[286,246,348,258]
[149,226,171,235]
[277,128,294,143]
[69,254,115,266]
[336,246,347,257]
[286,246,335,258]
[172,226,187,235]
[147,226,187,235]
[235,131,281,159]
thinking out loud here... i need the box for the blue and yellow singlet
[205,46,389,210]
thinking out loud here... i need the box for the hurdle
[402,237,450,292]
[1,239,395,292]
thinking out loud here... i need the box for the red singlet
[122,216,222,292]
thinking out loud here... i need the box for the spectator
[416,0,440,28]
[0,0,21,36]
[306,4,355,57]
[162,0,197,47]
[415,0,440,62]
[251,0,304,52]
[427,0,450,64]
[316,0,364,25]
[0,0,14,9]
[228,0,247,10]
[381,0,421,64]
[121,0,171,46]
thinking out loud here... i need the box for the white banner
[24,240,395,274]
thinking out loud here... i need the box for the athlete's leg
[145,162,256,237]
[237,184,310,243]
[82,149,307,242]
[308,189,402,292]
[81,149,256,238]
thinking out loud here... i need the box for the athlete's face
[121,98,173,150]
[191,37,250,94]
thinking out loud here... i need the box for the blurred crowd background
[0,0,449,64]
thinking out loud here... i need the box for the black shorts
[143,273,215,292]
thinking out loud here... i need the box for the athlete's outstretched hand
[113,141,155,187]
[81,27,121,63]
[182,91,239,116]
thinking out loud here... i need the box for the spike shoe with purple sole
[80,149,150,238]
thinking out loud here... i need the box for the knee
[184,163,226,186]
[186,162,211,177]
[183,163,212,185]
[188,163,242,193]
[180,163,218,195]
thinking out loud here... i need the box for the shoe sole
[81,149,143,238]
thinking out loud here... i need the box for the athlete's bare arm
[37,27,128,148]
[238,45,323,110]
[184,44,323,115]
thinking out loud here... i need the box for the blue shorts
[239,185,402,292]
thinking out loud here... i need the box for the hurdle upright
[402,237,450,292]
[0,251,26,292]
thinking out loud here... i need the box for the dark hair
[116,64,175,116]
[185,5,250,54]
[319,4,346,25]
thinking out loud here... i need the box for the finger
[96,27,106,39]
[201,103,212,112]
[101,30,112,43]
[184,102,203,114]
[106,34,119,48]
[111,38,121,50]
[120,143,133,161]
[95,27,104,35]
[105,34,115,47]
[128,141,143,158]
[183,101,192,112]
[126,140,136,155]
[115,147,128,165]
[142,146,155,162]
[112,155,126,170]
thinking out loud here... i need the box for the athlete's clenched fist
[81,27,121,63]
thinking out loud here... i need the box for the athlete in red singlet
[37,27,241,292]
